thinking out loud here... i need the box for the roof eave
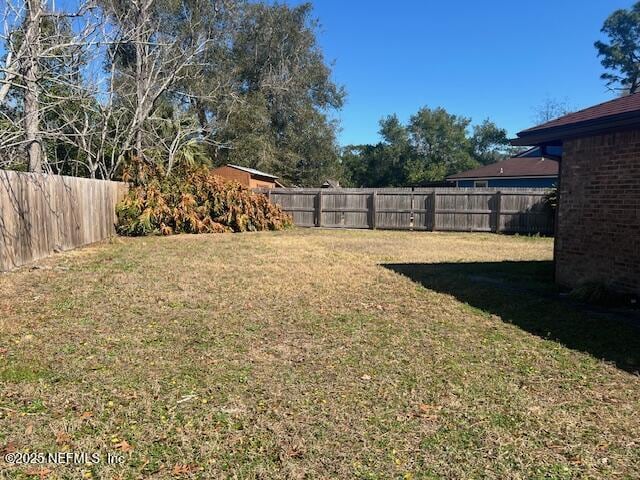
[226,164,279,179]
[512,112,640,146]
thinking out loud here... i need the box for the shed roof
[226,164,279,179]
[447,157,559,180]
[513,93,640,146]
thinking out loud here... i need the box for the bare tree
[0,0,240,178]
[532,97,574,125]
[22,0,42,171]
[101,0,215,162]
[0,0,101,173]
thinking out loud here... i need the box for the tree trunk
[24,0,43,173]
[134,2,149,160]
[135,48,144,158]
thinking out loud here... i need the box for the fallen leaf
[2,441,16,454]
[172,464,197,476]
[417,404,441,419]
[114,440,134,453]
[285,446,304,458]
[55,431,71,445]
[360,374,371,381]
[419,404,434,413]
[24,467,52,479]
[25,424,34,435]
[79,411,93,421]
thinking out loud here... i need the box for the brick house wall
[556,128,640,296]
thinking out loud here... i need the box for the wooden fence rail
[260,187,554,235]
[0,170,128,271]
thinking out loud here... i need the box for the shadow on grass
[383,261,640,374]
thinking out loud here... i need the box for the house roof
[513,93,640,146]
[447,157,559,180]
[226,164,279,179]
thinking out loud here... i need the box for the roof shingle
[519,93,640,134]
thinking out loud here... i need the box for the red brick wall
[556,129,640,296]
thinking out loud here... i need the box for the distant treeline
[2,0,635,187]
[339,108,517,188]
[0,1,344,187]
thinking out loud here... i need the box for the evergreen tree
[595,2,640,94]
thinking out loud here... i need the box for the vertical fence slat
[317,190,323,227]
[371,190,377,229]
[431,191,437,231]
[494,191,502,233]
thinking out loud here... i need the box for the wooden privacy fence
[0,170,128,271]
[259,187,554,234]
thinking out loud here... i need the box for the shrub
[544,186,557,211]
[568,281,621,306]
[116,161,292,236]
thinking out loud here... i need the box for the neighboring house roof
[447,157,559,180]
[226,164,279,179]
[513,93,640,146]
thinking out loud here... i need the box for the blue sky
[288,0,632,146]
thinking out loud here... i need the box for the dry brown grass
[1,229,639,479]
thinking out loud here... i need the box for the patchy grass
[0,229,638,479]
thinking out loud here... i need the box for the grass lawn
[1,229,639,479]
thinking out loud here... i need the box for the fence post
[267,189,272,202]
[494,191,502,233]
[317,190,323,227]
[431,191,437,231]
[371,190,377,230]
